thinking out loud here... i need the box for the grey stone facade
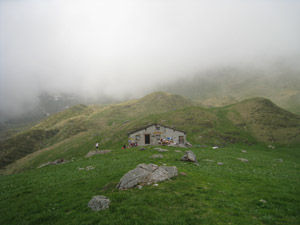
[128,124,186,146]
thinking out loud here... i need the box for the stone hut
[128,124,186,146]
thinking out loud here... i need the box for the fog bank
[1,0,300,121]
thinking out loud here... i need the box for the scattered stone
[179,172,187,176]
[237,158,249,163]
[212,146,219,149]
[259,199,267,203]
[241,150,247,153]
[175,150,182,153]
[86,166,95,170]
[88,195,110,211]
[185,142,193,147]
[203,159,214,162]
[158,149,169,152]
[162,163,167,166]
[137,185,143,190]
[217,162,224,166]
[78,167,85,171]
[38,159,68,168]
[154,148,161,150]
[181,151,199,164]
[153,183,159,187]
[151,154,164,159]
[268,145,275,149]
[85,150,111,158]
[117,163,178,189]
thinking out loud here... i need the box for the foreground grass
[0,144,299,225]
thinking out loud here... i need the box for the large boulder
[117,163,177,189]
[181,151,198,164]
[88,195,110,211]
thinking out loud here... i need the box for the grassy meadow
[1,144,299,225]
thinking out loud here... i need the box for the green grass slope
[0,145,299,225]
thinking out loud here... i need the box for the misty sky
[0,0,300,120]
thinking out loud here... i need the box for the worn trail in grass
[1,144,299,225]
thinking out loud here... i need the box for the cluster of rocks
[88,196,110,211]
[85,150,111,158]
[38,159,68,168]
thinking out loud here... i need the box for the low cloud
[1,0,300,121]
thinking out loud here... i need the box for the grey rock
[151,154,164,159]
[217,162,224,166]
[117,163,177,189]
[88,195,110,211]
[175,150,182,153]
[158,149,169,152]
[241,150,247,153]
[181,151,198,164]
[237,158,249,163]
[38,159,67,168]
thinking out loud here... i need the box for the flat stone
[217,162,224,165]
[151,154,164,159]
[237,158,249,163]
[158,149,169,152]
[241,150,247,153]
[88,195,110,211]
[85,150,111,158]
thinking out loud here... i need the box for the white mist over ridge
[0,0,300,121]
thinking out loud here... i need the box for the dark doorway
[145,134,150,144]
[179,136,184,144]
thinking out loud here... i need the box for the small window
[156,135,160,140]
[156,127,160,130]
[136,135,140,140]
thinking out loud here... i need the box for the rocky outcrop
[88,195,110,211]
[117,163,177,190]
[181,151,198,164]
[38,159,67,168]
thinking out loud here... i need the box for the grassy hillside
[0,144,299,225]
[1,92,300,175]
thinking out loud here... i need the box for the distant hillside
[1,92,300,174]
[159,67,300,114]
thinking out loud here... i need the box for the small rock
[88,196,110,211]
[217,162,224,166]
[78,168,85,171]
[179,172,187,176]
[203,159,214,162]
[86,166,95,170]
[268,145,275,149]
[212,146,219,149]
[158,149,169,152]
[259,199,267,203]
[175,150,182,153]
[153,183,159,187]
[137,185,143,190]
[241,150,247,153]
[237,158,249,163]
[151,154,164,159]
